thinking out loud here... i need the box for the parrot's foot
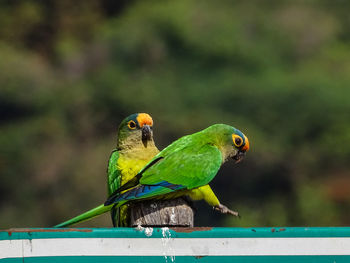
[214,204,240,217]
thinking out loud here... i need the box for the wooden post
[129,197,194,227]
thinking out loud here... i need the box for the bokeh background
[1,0,350,228]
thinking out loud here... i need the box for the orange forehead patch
[242,135,250,152]
[136,113,153,127]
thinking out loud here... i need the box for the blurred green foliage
[0,0,349,228]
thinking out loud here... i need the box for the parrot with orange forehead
[55,122,249,227]
[104,124,250,217]
[54,113,159,227]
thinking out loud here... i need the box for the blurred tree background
[0,0,349,228]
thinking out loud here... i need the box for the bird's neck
[117,134,159,160]
[218,144,235,162]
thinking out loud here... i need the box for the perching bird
[108,113,159,226]
[55,123,249,227]
[104,124,249,216]
[54,113,159,228]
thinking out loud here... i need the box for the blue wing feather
[112,181,185,203]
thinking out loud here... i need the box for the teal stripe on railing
[1,227,350,240]
[1,228,350,262]
[2,256,350,263]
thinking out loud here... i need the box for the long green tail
[54,204,112,228]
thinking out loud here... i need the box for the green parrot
[104,123,249,216]
[54,113,159,228]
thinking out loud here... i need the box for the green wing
[105,143,222,205]
[107,149,120,195]
[107,134,195,195]
[140,144,222,189]
[107,149,122,226]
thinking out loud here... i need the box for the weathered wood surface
[129,197,194,227]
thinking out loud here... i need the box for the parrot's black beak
[142,125,152,143]
[232,150,246,163]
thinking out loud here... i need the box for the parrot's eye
[128,120,137,129]
[232,134,243,147]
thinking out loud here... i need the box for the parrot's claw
[214,204,240,217]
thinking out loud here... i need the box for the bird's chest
[117,155,150,185]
